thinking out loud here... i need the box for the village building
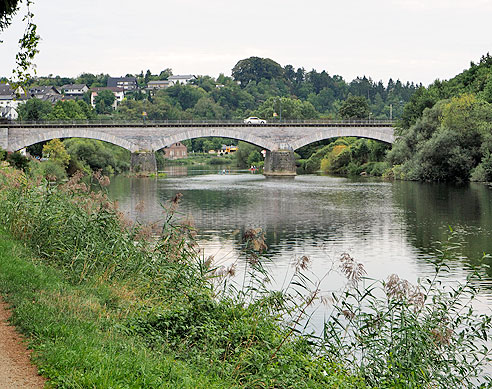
[28,86,62,103]
[90,87,125,110]
[146,80,170,90]
[0,84,28,120]
[168,75,196,86]
[61,84,89,96]
[219,145,238,155]
[163,142,188,159]
[107,77,138,91]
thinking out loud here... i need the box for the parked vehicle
[244,116,266,124]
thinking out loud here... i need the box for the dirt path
[0,299,45,389]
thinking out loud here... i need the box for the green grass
[0,230,236,388]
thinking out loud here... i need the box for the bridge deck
[0,120,395,129]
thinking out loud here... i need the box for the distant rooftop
[91,87,124,92]
[62,84,87,90]
[107,77,137,88]
[168,75,196,80]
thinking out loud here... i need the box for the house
[29,86,62,103]
[61,84,89,96]
[0,84,28,120]
[219,145,238,155]
[146,80,170,90]
[107,77,138,91]
[90,87,125,110]
[163,142,188,159]
[168,75,196,86]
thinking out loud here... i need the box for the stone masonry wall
[264,150,297,176]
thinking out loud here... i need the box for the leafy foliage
[1,0,40,86]
[339,96,370,119]
[63,138,130,175]
[42,138,70,167]
[388,93,492,182]
[299,138,390,176]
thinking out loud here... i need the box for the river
[107,168,492,328]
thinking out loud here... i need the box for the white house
[90,87,125,110]
[0,84,28,120]
[62,84,89,95]
[146,80,170,90]
[168,75,196,86]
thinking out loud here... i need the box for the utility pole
[389,104,393,120]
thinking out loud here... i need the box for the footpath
[0,299,45,388]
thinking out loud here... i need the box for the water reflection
[107,172,492,309]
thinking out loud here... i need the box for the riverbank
[0,166,359,388]
[1,165,491,387]
[157,152,236,169]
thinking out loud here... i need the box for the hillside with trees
[14,56,419,122]
[387,53,492,182]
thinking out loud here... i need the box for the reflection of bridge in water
[1,120,396,175]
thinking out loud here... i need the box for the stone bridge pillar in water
[263,150,296,177]
[130,152,157,175]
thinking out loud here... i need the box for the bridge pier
[130,152,157,176]
[263,150,297,177]
[0,128,8,151]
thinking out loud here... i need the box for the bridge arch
[151,127,277,151]
[289,127,395,150]
[9,128,138,152]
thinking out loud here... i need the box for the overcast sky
[1,0,491,86]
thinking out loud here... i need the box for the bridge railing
[2,119,397,127]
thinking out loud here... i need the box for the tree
[235,141,262,168]
[339,96,370,119]
[95,90,116,114]
[42,139,70,167]
[46,100,94,120]
[17,98,52,120]
[247,150,262,166]
[254,97,318,120]
[1,0,40,85]
[64,138,130,174]
[232,57,284,86]
[192,97,224,119]
[165,84,206,110]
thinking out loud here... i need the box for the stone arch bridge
[0,121,395,176]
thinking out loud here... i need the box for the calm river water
[107,168,492,327]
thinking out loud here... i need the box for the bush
[209,157,225,165]
[471,152,492,182]
[6,152,30,171]
[30,160,67,181]
[323,241,492,388]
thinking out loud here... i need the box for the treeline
[387,53,492,182]
[17,56,419,121]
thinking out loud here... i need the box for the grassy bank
[1,164,491,388]
[0,230,227,387]
[0,166,359,388]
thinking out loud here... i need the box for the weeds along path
[0,299,45,389]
